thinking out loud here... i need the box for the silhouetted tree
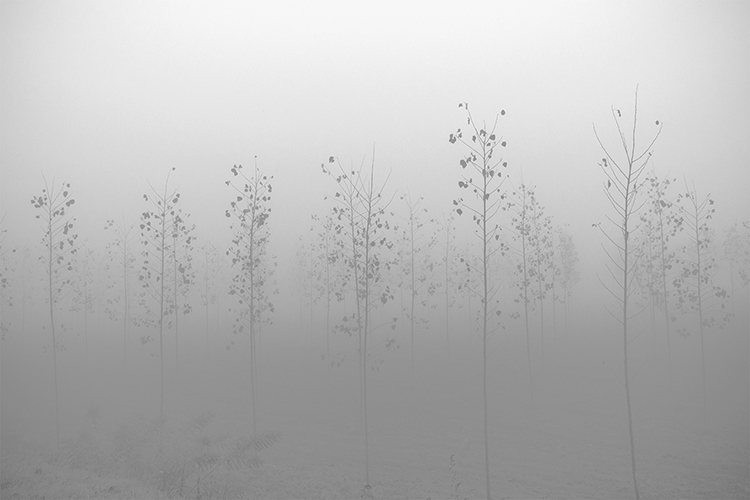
[225,159,275,438]
[322,150,398,493]
[673,182,730,430]
[593,87,662,500]
[450,102,509,500]
[139,167,181,417]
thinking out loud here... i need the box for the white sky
[1,1,748,273]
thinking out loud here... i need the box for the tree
[169,207,196,378]
[555,224,579,334]
[225,159,275,439]
[673,182,730,430]
[530,196,554,365]
[439,212,460,367]
[322,150,397,493]
[593,87,662,500]
[0,215,16,342]
[312,213,345,372]
[395,193,437,383]
[199,242,218,360]
[104,218,137,376]
[506,182,537,402]
[722,220,750,314]
[634,171,682,379]
[71,242,96,368]
[450,102,509,500]
[31,176,78,449]
[139,167,182,418]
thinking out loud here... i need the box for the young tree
[555,224,579,334]
[225,159,275,439]
[593,87,662,500]
[0,215,15,342]
[673,182,730,430]
[31,176,78,448]
[396,193,437,383]
[71,242,96,368]
[722,220,750,314]
[530,197,554,366]
[170,208,196,378]
[440,212,460,367]
[634,171,683,378]
[313,213,345,371]
[450,102,509,500]
[506,182,537,402]
[139,167,182,417]
[322,151,397,493]
[199,242,218,360]
[104,219,137,376]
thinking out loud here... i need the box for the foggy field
[2,2,749,499]
[1,305,748,499]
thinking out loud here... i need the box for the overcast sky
[1,1,748,273]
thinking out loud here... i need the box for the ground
[1,317,748,499]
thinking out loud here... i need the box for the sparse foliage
[31,175,78,448]
[450,102,509,500]
[225,159,276,438]
[593,86,662,500]
[104,219,138,375]
[138,167,182,417]
[673,182,730,429]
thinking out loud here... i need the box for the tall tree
[170,208,196,378]
[593,87,662,500]
[225,159,275,439]
[673,182,730,430]
[31,176,78,448]
[71,242,96,368]
[450,102,509,500]
[722,220,750,315]
[139,167,181,418]
[322,150,397,494]
[440,212,460,367]
[199,242,218,360]
[506,182,537,402]
[555,224,579,334]
[634,171,682,378]
[396,193,437,383]
[0,215,16,342]
[104,219,137,376]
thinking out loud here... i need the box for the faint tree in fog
[199,242,218,359]
[225,159,275,438]
[633,171,683,378]
[530,195,554,363]
[169,208,196,378]
[104,218,137,375]
[31,176,78,449]
[722,220,750,315]
[71,241,95,367]
[555,224,579,334]
[138,167,181,417]
[312,213,344,371]
[439,212,460,366]
[505,182,536,402]
[593,87,662,500]
[0,215,15,341]
[450,102,509,500]
[395,193,438,383]
[673,182,730,430]
[322,150,398,493]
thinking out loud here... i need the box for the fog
[1,1,748,499]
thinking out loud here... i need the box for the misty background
[1,1,748,499]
